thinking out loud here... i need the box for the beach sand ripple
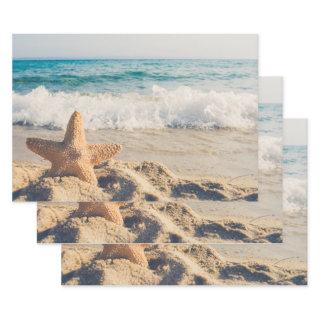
[61,245,306,285]
[13,160,257,202]
[38,201,281,244]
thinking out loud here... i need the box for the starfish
[101,244,148,268]
[26,111,122,185]
[72,202,123,225]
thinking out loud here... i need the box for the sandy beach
[60,120,307,285]
[59,185,305,284]
[13,125,258,201]
[37,201,281,244]
[61,244,306,285]
[13,156,257,203]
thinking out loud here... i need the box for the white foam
[12,85,257,130]
[283,177,307,215]
[259,135,282,172]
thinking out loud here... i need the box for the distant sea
[13,59,258,94]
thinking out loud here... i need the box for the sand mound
[38,201,281,244]
[61,245,307,285]
[46,218,133,243]
[130,161,257,200]
[12,161,46,199]
[80,259,160,285]
[13,160,257,202]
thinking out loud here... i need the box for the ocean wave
[283,177,307,215]
[259,136,282,172]
[12,85,257,130]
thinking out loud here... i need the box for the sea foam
[259,136,282,172]
[283,177,307,215]
[13,85,257,130]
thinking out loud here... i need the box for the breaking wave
[283,177,307,215]
[259,136,282,172]
[12,85,257,130]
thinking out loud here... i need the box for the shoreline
[13,125,258,179]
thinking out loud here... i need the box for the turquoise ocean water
[283,146,307,179]
[12,59,258,130]
[13,59,257,94]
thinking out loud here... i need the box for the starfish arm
[63,111,87,146]
[26,138,62,161]
[89,144,122,165]
[75,202,123,225]
[72,162,98,185]
[77,202,108,214]
[76,202,96,213]
[101,244,148,267]
[48,162,67,177]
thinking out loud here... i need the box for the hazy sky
[259,77,283,103]
[13,34,257,59]
[284,119,308,145]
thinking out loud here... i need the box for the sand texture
[37,201,281,244]
[14,159,257,202]
[13,124,259,203]
[61,244,307,285]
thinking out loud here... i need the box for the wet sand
[13,125,258,179]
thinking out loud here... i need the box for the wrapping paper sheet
[61,119,307,285]
[36,77,282,244]
[13,35,259,205]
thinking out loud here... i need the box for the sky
[259,77,283,103]
[284,119,308,145]
[12,34,257,59]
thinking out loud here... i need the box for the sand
[37,201,281,244]
[61,244,306,285]
[13,125,258,179]
[32,156,282,244]
[11,123,283,244]
[13,159,257,202]
[13,125,259,201]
